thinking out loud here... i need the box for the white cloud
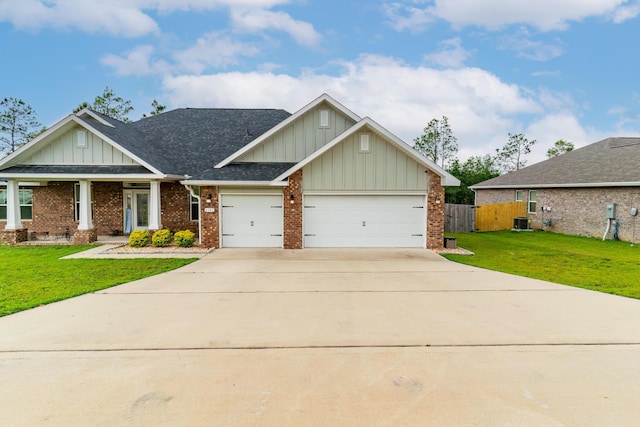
[230,8,321,46]
[101,45,172,76]
[384,0,631,32]
[499,28,565,61]
[525,113,591,163]
[0,0,159,37]
[383,1,434,32]
[173,32,261,73]
[423,37,472,68]
[162,54,553,160]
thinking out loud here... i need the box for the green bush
[152,229,173,247]
[174,230,196,248]
[128,229,151,247]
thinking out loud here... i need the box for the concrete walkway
[1,249,639,426]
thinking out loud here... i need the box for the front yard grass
[442,231,640,299]
[0,245,197,317]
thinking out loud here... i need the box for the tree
[142,99,166,118]
[495,132,536,172]
[546,139,574,158]
[413,116,458,168]
[74,87,134,122]
[446,155,500,204]
[0,97,42,156]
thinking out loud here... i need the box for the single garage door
[303,195,425,247]
[221,194,283,247]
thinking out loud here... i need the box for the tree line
[413,116,574,204]
[0,87,165,157]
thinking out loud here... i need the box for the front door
[124,190,150,232]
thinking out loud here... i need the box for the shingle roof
[188,162,297,182]
[473,137,640,188]
[78,108,292,179]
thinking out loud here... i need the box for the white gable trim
[271,117,460,187]
[76,108,115,127]
[214,93,362,168]
[0,114,165,176]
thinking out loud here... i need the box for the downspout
[184,185,202,245]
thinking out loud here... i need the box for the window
[0,189,6,220]
[190,195,199,221]
[515,190,523,202]
[319,109,330,128]
[528,190,537,213]
[0,189,32,220]
[74,184,94,221]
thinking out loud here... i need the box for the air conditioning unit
[514,217,530,230]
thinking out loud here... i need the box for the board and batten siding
[303,131,428,191]
[237,103,356,163]
[24,126,138,166]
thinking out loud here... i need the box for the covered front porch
[1,178,191,246]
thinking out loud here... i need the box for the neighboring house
[471,137,640,242]
[0,94,459,249]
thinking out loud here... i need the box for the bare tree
[496,132,537,172]
[0,97,42,156]
[413,116,458,168]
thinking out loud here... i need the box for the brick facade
[283,170,303,249]
[476,187,640,242]
[200,186,219,248]
[1,228,28,245]
[426,170,445,250]
[93,182,124,235]
[160,182,199,235]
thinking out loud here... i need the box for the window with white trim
[74,183,94,221]
[359,133,371,153]
[515,190,523,202]
[0,189,32,220]
[528,190,537,213]
[190,195,199,221]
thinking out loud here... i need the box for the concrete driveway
[1,249,639,426]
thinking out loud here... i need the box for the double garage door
[220,194,425,248]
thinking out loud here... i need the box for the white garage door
[221,195,283,247]
[303,195,425,247]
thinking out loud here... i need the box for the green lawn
[442,231,640,299]
[0,245,196,317]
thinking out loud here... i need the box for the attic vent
[359,134,371,153]
[76,130,87,148]
[319,110,330,128]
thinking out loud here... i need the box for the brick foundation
[427,170,445,250]
[0,228,28,245]
[200,186,219,248]
[283,170,303,249]
[73,228,97,244]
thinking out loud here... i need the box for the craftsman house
[472,137,640,242]
[0,94,459,249]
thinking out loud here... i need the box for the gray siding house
[472,137,640,242]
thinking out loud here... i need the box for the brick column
[426,170,445,250]
[200,186,219,248]
[283,170,303,249]
[73,228,97,244]
[1,229,28,245]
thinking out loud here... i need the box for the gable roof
[472,137,640,189]
[214,93,361,168]
[272,117,460,186]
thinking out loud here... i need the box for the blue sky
[1,0,640,164]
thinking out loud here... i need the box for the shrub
[174,230,196,248]
[128,229,151,247]
[152,229,173,247]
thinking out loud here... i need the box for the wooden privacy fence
[475,202,528,232]
[444,204,475,233]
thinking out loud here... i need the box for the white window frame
[359,133,371,153]
[0,189,33,221]
[74,183,94,221]
[190,194,199,221]
[528,190,537,213]
[515,190,523,202]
